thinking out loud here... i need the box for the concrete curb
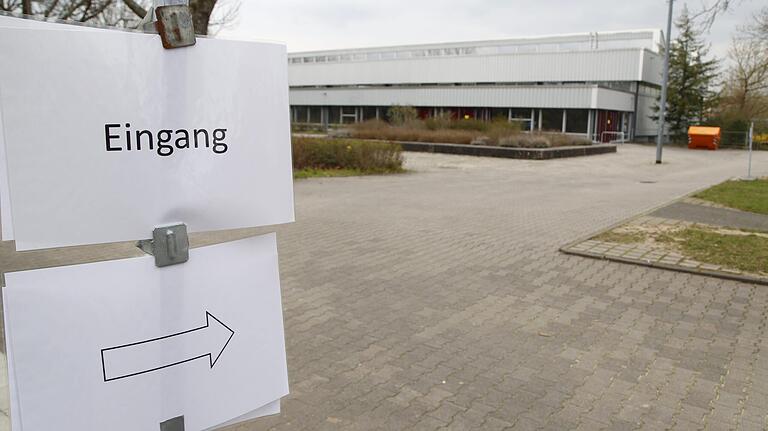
[395,141,617,160]
[559,182,768,286]
[561,247,768,286]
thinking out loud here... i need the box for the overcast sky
[218,0,761,61]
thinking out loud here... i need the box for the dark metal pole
[656,0,674,164]
[747,121,754,179]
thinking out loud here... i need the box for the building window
[565,109,589,134]
[362,107,378,121]
[295,106,309,123]
[341,106,357,124]
[309,106,322,123]
[540,109,562,132]
[328,107,341,124]
[490,108,508,121]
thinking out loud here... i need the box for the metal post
[655,0,674,164]
[530,109,535,132]
[562,109,567,133]
[538,110,543,131]
[747,121,754,180]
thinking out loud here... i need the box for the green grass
[294,167,404,179]
[695,178,768,215]
[594,231,646,244]
[660,228,768,274]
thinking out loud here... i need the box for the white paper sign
[0,26,294,250]
[0,96,11,241]
[3,234,289,430]
[0,16,112,241]
[0,16,131,242]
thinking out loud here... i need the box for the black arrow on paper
[101,311,235,382]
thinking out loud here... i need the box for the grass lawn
[294,167,404,179]
[695,178,768,214]
[660,228,768,274]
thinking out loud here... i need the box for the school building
[287,29,665,142]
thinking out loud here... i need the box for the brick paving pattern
[2,145,768,430]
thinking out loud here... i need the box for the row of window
[290,106,592,134]
[288,38,654,65]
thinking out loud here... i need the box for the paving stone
[2,146,768,430]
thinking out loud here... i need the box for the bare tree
[0,0,239,34]
[719,7,768,121]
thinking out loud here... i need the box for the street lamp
[656,0,674,164]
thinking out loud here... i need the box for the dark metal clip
[155,5,196,49]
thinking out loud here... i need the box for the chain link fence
[720,131,750,149]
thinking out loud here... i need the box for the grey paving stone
[1,145,768,430]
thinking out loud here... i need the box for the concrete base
[393,141,617,160]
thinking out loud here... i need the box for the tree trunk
[189,0,217,35]
[22,0,32,14]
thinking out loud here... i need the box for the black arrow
[101,311,235,382]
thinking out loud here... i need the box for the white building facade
[288,30,664,142]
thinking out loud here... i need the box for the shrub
[350,120,478,145]
[346,118,588,148]
[448,118,488,132]
[387,105,419,126]
[498,132,591,148]
[292,137,404,173]
[425,112,453,131]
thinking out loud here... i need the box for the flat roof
[288,29,663,58]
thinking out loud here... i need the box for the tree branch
[122,0,146,18]
[44,0,61,17]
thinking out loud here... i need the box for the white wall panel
[289,86,635,111]
[636,93,658,136]
[289,49,649,87]
[641,50,663,86]
[288,49,650,87]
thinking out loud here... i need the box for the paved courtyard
[248,145,768,430]
[2,145,768,430]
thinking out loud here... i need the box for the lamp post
[656,0,674,164]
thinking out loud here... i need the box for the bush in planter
[387,105,419,126]
[498,134,549,148]
[292,137,404,172]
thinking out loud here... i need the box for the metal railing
[600,131,626,144]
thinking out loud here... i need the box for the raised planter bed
[393,141,617,160]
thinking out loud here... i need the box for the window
[490,108,508,121]
[295,106,309,123]
[309,107,322,124]
[565,110,589,134]
[510,108,532,120]
[341,106,357,124]
[328,107,341,124]
[540,109,562,132]
[362,107,378,121]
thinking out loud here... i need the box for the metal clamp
[155,4,196,49]
[138,1,196,49]
[137,224,190,267]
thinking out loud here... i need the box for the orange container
[688,126,721,150]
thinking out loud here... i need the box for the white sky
[218,0,761,62]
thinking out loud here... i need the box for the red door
[596,111,621,142]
